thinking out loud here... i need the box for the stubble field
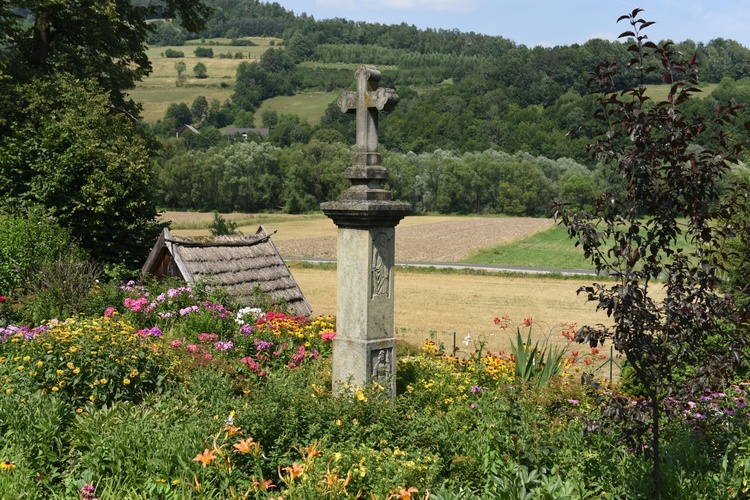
[166,212,616,359]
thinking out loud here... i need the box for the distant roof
[141,227,312,316]
[176,124,200,137]
[225,127,270,137]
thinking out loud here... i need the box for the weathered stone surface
[322,64,410,399]
[321,200,411,228]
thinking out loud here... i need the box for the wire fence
[421,330,624,384]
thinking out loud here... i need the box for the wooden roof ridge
[140,226,312,316]
[164,229,277,248]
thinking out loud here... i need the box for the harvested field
[292,266,619,364]
[167,213,555,263]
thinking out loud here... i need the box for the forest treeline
[143,0,750,214]
[154,138,748,217]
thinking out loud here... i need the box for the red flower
[0,295,5,303]
[522,317,532,327]
[591,348,599,355]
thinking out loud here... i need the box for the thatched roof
[141,227,312,316]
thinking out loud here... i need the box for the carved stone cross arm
[338,65,399,155]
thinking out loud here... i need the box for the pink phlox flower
[186,344,198,353]
[171,339,182,348]
[198,333,218,342]
[253,338,274,351]
[240,324,255,336]
[321,331,336,342]
[137,326,163,337]
[214,341,234,351]
[241,356,261,372]
[204,353,213,360]
[103,306,117,318]
[124,297,149,312]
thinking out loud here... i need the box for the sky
[274,0,750,48]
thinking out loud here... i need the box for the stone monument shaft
[321,65,410,398]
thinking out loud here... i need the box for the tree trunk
[651,394,661,499]
[32,11,51,70]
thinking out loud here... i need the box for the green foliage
[193,47,214,58]
[209,211,238,236]
[164,49,185,58]
[193,61,208,78]
[0,210,79,297]
[174,60,187,75]
[509,327,566,387]
[557,10,750,497]
[0,75,164,269]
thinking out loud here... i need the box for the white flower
[235,307,263,325]
[463,335,472,347]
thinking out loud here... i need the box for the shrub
[0,211,81,297]
[164,49,184,58]
[0,316,180,409]
[193,47,214,58]
[209,211,238,236]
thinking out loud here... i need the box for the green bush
[193,47,214,58]
[0,210,81,297]
[164,49,185,58]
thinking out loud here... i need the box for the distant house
[225,127,270,140]
[141,227,312,316]
[175,124,200,138]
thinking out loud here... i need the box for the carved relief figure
[371,348,391,385]
[371,232,389,298]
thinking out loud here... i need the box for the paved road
[284,257,598,277]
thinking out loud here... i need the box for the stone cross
[338,66,398,165]
[321,65,411,399]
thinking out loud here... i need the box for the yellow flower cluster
[0,317,179,408]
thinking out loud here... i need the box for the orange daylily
[294,440,322,462]
[193,448,216,468]
[388,486,419,499]
[317,463,351,495]
[224,424,241,436]
[233,438,261,456]
[280,462,305,482]
[252,477,276,491]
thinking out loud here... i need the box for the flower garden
[0,276,749,499]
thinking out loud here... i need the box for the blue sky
[275,0,750,48]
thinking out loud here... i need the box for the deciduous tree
[557,10,750,498]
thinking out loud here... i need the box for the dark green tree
[165,102,193,127]
[193,61,208,79]
[191,95,209,124]
[0,76,163,268]
[557,10,750,498]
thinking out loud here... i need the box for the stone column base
[332,337,397,398]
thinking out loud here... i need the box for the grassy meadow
[130,37,282,122]
[130,35,722,125]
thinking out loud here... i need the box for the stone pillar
[321,65,410,398]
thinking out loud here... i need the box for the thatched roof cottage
[141,227,312,316]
